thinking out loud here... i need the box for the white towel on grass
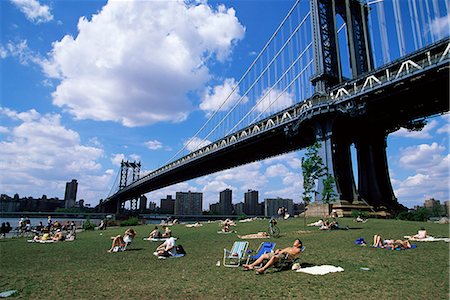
[404,236,450,242]
[296,265,344,275]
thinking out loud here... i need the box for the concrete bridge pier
[313,119,358,204]
[354,128,398,210]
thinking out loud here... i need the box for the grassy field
[0,217,448,299]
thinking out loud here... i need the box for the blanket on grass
[296,265,344,275]
[404,236,450,242]
[143,237,177,241]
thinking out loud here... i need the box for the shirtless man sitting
[243,239,303,274]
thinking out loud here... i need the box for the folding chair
[245,242,276,268]
[223,241,249,267]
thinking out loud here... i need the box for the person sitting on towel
[155,237,177,257]
[410,228,428,240]
[108,228,136,253]
[161,226,172,238]
[242,239,303,274]
[52,229,65,241]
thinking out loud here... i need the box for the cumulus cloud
[111,153,141,166]
[391,120,438,139]
[430,13,450,38]
[10,0,53,24]
[145,140,163,150]
[399,142,446,170]
[0,108,111,205]
[0,126,9,133]
[392,142,449,207]
[200,78,248,113]
[41,1,245,127]
[265,163,289,177]
[254,88,294,114]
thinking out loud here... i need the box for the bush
[120,217,139,227]
[83,218,96,230]
[351,210,369,219]
[396,208,431,222]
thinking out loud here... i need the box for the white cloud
[0,126,10,134]
[4,40,43,66]
[392,142,449,207]
[111,153,140,166]
[41,1,245,127]
[254,88,294,114]
[145,140,163,150]
[0,45,7,59]
[265,163,289,177]
[0,108,110,205]
[437,123,450,135]
[391,120,438,139]
[430,13,450,38]
[10,0,53,24]
[200,77,248,113]
[184,136,212,152]
[399,142,446,170]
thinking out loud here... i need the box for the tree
[302,142,337,204]
[321,173,338,204]
[301,142,326,204]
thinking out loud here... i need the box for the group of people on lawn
[105,218,428,274]
[28,216,77,242]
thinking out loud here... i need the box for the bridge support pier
[313,120,338,202]
[355,128,398,209]
[314,120,358,203]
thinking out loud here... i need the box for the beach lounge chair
[245,242,276,267]
[223,241,249,267]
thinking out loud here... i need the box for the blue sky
[1,0,449,209]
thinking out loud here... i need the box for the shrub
[120,217,139,227]
[351,210,369,219]
[83,218,96,230]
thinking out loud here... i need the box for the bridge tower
[118,160,142,212]
[309,0,398,210]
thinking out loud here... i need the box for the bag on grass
[176,245,186,255]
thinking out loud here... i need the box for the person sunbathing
[307,219,324,227]
[185,222,202,228]
[410,228,428,240]
[108,228,136,252]
[148,226,161,239]
[243,239,303,274]
[373,234,411,249]
[161,226,172,238]
[52,229,65,241]
[237,232,269,239]
[154,237,177,257]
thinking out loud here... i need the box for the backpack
[176,245,186,255]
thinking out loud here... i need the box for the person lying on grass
[155,237,177,257]
[107,228,136,253]
[243,239,303,274]
[373,234,412,249]
[237,232,269,239]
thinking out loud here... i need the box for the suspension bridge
[99,0,449,214]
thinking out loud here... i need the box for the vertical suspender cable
[432,0,442,40]
[393,0,406,57]
[408,1,419,51]
[411,0,423,49]
[377,1,390,64]
[418,0,429,45]
[367,3,378,67]
[423,0,434,42]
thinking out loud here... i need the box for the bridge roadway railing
[111,38,449,200]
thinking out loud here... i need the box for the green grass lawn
[1,217,448,299]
